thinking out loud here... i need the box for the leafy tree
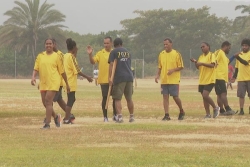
[120,6,232,69]
[0,0,66,62]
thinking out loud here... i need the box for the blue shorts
[161,84,179,96]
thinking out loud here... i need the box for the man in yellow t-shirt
[190,42,220,118]
[86,37,117,122]
[231,38,250,115]
[214,41,235,115]
[155,38,185,121]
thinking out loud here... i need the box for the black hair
[113,38,123,47]
[221,41,231,48]
[241,38,250,46]
[44,38,55,44]
[66,38,76,51]
[201,42,210,50]
[104,36,112,42]
[52,38,56,44]
[164,38,173,43]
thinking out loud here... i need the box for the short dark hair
[221,41,231,48]
[104,36,112,42]
[66,38,76,51]
[241,38,250,46]
[44,38,55,44]
[201,42,210,50]
[164,38,172,43]
[113,38,123,47]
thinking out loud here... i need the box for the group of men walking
[159,38,250,120]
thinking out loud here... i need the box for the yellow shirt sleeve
[158,53,162,69]
[57,53,65,74]
[176,52,184,68]
[34,54,41,71]
[71,55,80,75]
[93,51,101,63]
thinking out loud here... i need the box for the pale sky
[0,0,249,35]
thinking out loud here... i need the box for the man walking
[231,38,250,115]
[214,41,236,115]
[155,38,185,120]
[108,38,134,123]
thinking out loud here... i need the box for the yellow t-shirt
[93,49,111,84]
[34,51,64,91]
[235,51,250,81]
[57,50,64,86]
[214,49,229,82]
[158,49,184,84]
[197,52,216,85]
[64,53,80,92]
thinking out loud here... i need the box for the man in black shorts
[108,38,134,123]
[214,41,235,115]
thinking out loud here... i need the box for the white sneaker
[104,117,108,122]
[213,107,220,118]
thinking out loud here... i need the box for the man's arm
[235,56,249,65]
[31,70,38,86]
[196,62,215,68]
[86,45,95,64]
[167,67,184,75]
[109,62,114,85]
[155,68,161,83]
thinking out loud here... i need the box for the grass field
[0,79,250,167]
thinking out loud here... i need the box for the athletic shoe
[178,112,185,120]
[129,117,135,123]
[41,124,50,129]
[113,115,118,121]
[213,107,220,118]
[162,115,171,121]
[225,109,236,115]
[63,120,72,124]
[104,117,109,122]
[54,114,61,127]
[70,114,75,123]
[238,111,244,115]
[204,114,211,119]
[116,117,124,123]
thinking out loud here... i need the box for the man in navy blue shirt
[108,38,134,123]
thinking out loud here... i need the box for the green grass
[0,79,250,167]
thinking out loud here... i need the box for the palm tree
[234,5,250,38]
[0,0,67,61]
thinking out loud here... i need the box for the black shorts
[198,84,214,93]
[215,79,227,95]
[53,86,63,102]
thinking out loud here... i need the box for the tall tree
[120,6,231,67]
[234,5,250,39]
[0,0,66,61]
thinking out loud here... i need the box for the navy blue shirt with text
[108,47,133,85]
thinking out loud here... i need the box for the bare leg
[115,99,122,115]
[173,96,183,110]
[163,94,169,114]
[125,98,134,115]
[239,97,245,109]
[57,99,66,112]
[217,95,224,110]
[202,90,216,115]
[65,106,72,120]
[44,91,56,125]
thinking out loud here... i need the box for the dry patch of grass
[0,79,250,167]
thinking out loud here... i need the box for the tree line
[0,0,249,78]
